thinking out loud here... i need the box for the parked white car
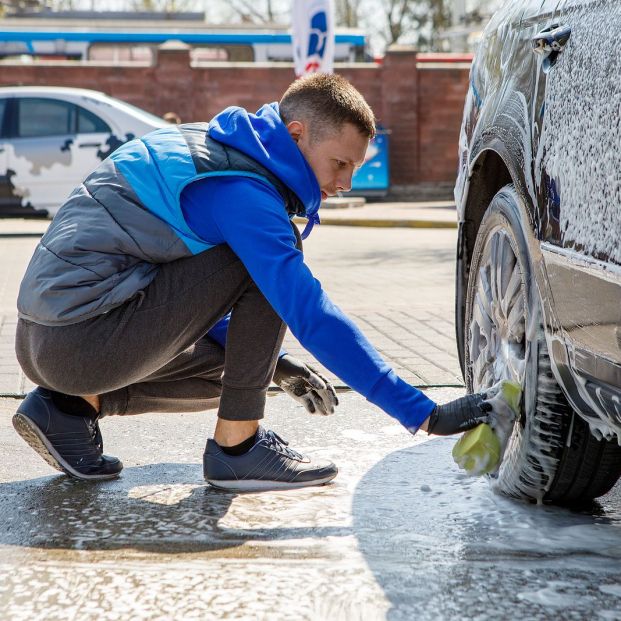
[0,87,169,217]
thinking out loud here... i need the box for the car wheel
[464,185,621,504]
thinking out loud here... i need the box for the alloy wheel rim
[469,227,527,396]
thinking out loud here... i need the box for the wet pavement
[1,218,620,619]
[2,389,621,621]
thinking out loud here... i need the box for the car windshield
[105,96,169,126]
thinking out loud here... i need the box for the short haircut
[279,73,376,141]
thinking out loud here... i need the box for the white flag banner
[292,0,335,77]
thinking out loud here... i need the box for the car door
[72,103,114,185]
[0,97,13,215]
[7,96,78,214]
[7,96,115,216]
[528,0,621,385]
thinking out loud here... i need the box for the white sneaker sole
[205,473,337,492]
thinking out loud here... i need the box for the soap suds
[518,580,595,608]
[468,189,568,502]
[601,585,621,598]
[535,1,621,264]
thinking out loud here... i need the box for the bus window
[223,45,254,62]
[190,45,254,63]
[190,47,229,63]
[88,44,154,64]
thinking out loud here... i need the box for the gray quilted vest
[17,123,305,326]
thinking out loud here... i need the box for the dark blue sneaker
[204,427,338,491]
[12,387,122,480]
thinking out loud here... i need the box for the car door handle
[532,24,571,57]
[79,142,102,148]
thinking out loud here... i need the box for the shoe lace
[264,430,304,460]
[86,417,103,452]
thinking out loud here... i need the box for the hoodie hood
[208,102,322,237]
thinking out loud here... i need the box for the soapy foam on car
[467,193,566,501]
[456,0,621,498]
[484,380,520,455]
[535,1,621,264]
[496,318,565,503]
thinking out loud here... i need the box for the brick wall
[417,64,471,184]
[0,44,470,189]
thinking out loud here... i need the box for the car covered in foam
[455,0,621,504]
[0,86,169,217]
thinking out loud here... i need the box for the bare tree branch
[1,0,47,14]
[130,0,199,11]
[226,0,284,24]
[334,0,363,28]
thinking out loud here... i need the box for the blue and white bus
[0,16,368,63]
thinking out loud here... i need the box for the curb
[1,383,465,400]
[0,219,459,237]
[293,217,457,229]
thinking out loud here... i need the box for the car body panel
[455,0,621,440]
[0,87,168,217]
[532,0,621,404]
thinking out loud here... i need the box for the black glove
[273,354,339,416]
[425,393,492,436]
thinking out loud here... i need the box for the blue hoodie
[180,103,436,431]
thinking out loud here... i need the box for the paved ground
[3,391,621,621]
[2,212,621,620]
[0,389,454,621]
[0,215,462,396]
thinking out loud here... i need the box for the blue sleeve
[181,176,436,430]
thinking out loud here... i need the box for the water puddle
[353,437,621,620]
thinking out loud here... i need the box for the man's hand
[273,354,338,416]
[423,393,492,436]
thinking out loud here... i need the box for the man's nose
[337,173,353,193]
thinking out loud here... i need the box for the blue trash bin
[351,125,390,197]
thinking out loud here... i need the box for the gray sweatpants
[15,241,290,421]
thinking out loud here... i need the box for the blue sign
[308,12,328,58]
[352,127,389,195]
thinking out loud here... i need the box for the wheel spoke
[477,265,494,320]
[501,263,522,319]
[506,343,526,383]
[506,294,525,341]
[488,233,501,306]
[473,295,494,345]
[496,234,511,308]
[472,347,491,388]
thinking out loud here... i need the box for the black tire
[464,185,621,504]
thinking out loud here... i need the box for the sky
[39,0,501,54]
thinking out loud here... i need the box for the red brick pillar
[154,40,194,123]
[380,45,418,187]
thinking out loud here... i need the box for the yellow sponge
[452,423,500,475]
[452,380,522,475]
[501,380,521,415]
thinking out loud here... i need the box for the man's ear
[286,120,304,144]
